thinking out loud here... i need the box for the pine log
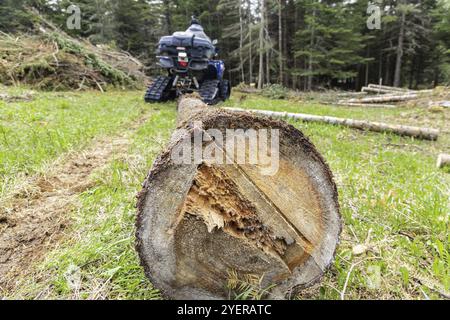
[367,84,412,93]
[335,102,397,108]
[340,93,418,104]
[437,154,450,168]
[136,95,341,300]
[367,84,433,94]
[361,86,405,95]
[226,108,439,141]
[337,91,368,97]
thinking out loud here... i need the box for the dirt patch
[0,110,154,294]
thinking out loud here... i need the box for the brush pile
[0,31,147,91]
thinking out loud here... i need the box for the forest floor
[0,88,448,300]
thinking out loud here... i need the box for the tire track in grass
[0,109,157,293]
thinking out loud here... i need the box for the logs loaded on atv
[144,17,231,105]
[136,95,342,299]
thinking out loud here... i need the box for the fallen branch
[226,107,439,141]
[0,92,35,102]
[411,273,450,299]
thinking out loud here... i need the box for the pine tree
[294,0,368,90]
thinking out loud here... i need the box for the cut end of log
[136,97,341,300]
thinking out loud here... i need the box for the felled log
[361,86,406,95]
[340,93,418,104]
[136,95,341,300]
[226,107,439,141]
[367,84,433,94]
[335,102,396,108]
[367,84,412,93]
[337,92,368,97]
[437,154,450,168]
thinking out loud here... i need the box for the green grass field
[0,89,150,199]
[1,89,448,300]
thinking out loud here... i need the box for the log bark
[226,107,439,141]
[136,96,341,299]
[437,154,450,168]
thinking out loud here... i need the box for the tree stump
[136,95,341,299]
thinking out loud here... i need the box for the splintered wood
[136,95,341,299]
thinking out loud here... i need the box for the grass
[6,97,177,299]
[0,88,150,199]
[2,90,449,300]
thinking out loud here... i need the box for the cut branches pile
[0,31,147,91]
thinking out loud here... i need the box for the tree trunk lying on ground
[335,102,397,108]
[366,84,433,94]
[337,91,368,97]
[340,93,418,104]
[367,84,412,93]
[361,86,410,95]
[226,108,439,141]
[136,95,341,300]
[437,154,450,168]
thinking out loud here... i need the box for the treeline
[1,0,449,90]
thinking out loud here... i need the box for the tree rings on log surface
[136,97,341,299]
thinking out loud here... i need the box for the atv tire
[220,79,231,101]
[144,76,174,103]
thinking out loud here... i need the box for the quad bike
[144,17,231,105]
